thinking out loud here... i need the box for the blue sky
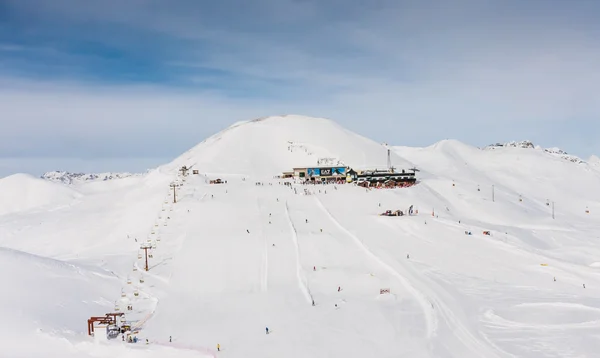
[1,0,599,176]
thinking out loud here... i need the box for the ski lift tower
[139,242,152,271]
[170,182,178,203]
[384,143,395,173]
[180,164,195,177]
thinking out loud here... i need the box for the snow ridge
[485,140,536,150]
[41,171,140,185]
[484,140,586,164]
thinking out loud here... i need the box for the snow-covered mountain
[1,115,600,358]
[41,171,139,185]
[161,114,412,176]
[484,140,586,164]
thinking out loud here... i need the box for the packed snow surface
[1,115,600,357]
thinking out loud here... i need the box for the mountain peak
[163,115,411,176]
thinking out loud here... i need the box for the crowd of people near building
[356,180,417,189]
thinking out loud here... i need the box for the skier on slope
[266,327,269,334]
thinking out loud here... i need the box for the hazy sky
[1,0,599,176]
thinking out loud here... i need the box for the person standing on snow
[266,327,269,334]
[217,343,220,351]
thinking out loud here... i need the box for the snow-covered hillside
[1,115,600,358]
[42,171,138,185]
[0,173,82,215]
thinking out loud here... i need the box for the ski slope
[1,115,599,357]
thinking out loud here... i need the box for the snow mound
[0,173,81,215]
[162,115,413,176]
[41,171,138,185]
[488,302,600,326]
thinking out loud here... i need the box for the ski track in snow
[315,196,507,358]
[379,218,510,358]
[284,200,314,304]
[254,194,269,293]
[313,196,438,338]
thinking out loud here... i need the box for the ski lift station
[283,165,417,187]
[282,149,417,187]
